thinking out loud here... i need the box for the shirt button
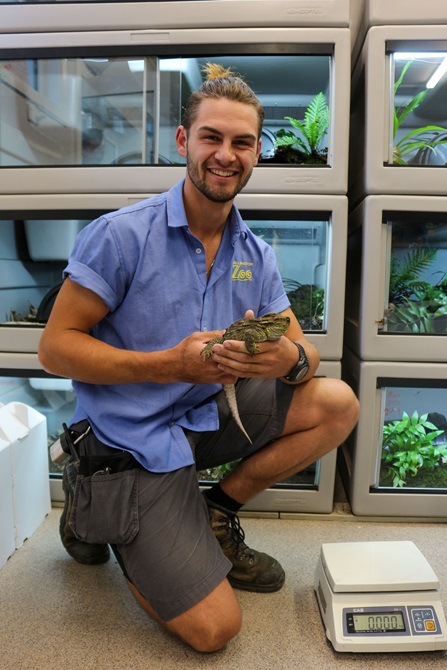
[203,327,208,332]
[196,248,202,254]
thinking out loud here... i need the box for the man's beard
[186,156,253,203]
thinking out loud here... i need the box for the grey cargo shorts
[69,377,295,621]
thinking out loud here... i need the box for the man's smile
[209,168,238,177]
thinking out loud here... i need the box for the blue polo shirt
[65,179,290,472]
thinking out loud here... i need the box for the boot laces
[226,513,255,561]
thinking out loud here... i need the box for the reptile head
[258,313,290,340]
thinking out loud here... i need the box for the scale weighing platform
[314,541,447,652]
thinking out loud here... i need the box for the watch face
[293,364,309,382]
[286,343,309,382]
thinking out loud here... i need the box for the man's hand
[205,309,298,380]
[209,335,296,380]
[174,330,239,385]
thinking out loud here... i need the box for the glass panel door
[381,213,447,335]
[378,382,447,490]
[199,460,320,491]
[1,216,93,332]
[0,54,331,168]
[247,216,328,333]
[388,50,447,166]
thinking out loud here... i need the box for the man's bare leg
[127,577,241,653]
[220,377,359,504]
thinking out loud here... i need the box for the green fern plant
[393,60,447,165]
[388,248,437,305]
[386,299,438,333]
[381,411,446,488]
[273,92,329,164]
[385,250,447,333]
[386,275,447,334]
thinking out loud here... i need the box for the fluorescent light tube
[426,57,447,89]
[394,52,443,60]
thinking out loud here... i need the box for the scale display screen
[344,606,441,638]
[344,608,410,637]
[350,612,406,633]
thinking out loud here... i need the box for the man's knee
[335,379,359,424]
[168,589,242,652]
[320,377,360,435]
[162,578,242,652]
[182,608,242,652]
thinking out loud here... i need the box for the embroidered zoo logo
[232,261,253,282]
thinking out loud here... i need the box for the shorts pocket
[70,469,139,545]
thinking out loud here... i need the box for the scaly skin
[201,313,290,443]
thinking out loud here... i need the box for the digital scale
[314,541,447,652]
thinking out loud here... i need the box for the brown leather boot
[208,505,285,592]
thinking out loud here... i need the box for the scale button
[415,621,425,631]
[422,609,433,619]
[413,611,423,621]
[425,620,437,632]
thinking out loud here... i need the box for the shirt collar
[167,178,248,243]
[166,179,189,229]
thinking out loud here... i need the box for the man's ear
[176,126,187,158]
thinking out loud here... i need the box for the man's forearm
[38,329,177,385]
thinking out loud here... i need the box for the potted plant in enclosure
[393,60,447,165]
[380,411,447,488]
[383,248,447,334]
[260,92,329,164]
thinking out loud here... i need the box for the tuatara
[201,313,290,443]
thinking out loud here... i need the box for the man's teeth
[210,169,234,177]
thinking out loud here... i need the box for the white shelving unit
[342,2,447,518]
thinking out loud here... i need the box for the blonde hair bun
[202,62,235,81]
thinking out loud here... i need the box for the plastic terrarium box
[345,195,447,362]
[350,25,447,202]
[339,347,447,519]
[0,192,347,360]
[0,0,353,35]
[0,26,350,195]
[352,0,447,66]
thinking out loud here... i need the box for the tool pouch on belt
[64,423,140,546]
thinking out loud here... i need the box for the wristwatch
[284,342,310,383]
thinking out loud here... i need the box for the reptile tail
[223,384,252,445]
